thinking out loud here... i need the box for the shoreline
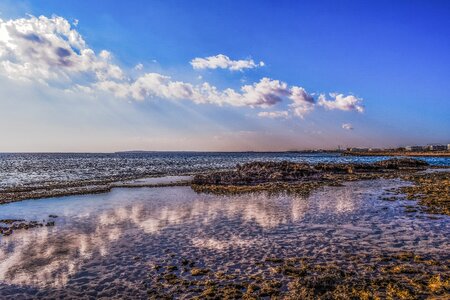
[343,151,450,157]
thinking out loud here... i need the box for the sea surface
[1,152,449,193]
[0,179,449,298]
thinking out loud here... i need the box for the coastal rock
[373,158,429,169]
[193,161,318,185]
[192,158,429,186]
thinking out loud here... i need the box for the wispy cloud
[190,54,264,71]
[258,111,289,119]
[134,63,143,71]
[342,123,354,130]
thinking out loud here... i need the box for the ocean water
[0,179,448,298]
[1,152,449,192]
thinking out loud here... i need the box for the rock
[0,218,56,236]
[190,268,210,276]
[193,161,317,186]
[192,158,429,187]
[373,158,428,169]
[0,219,25,224]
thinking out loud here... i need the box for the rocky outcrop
[193,161,319,186]
[192,158,429,186]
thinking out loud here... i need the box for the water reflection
[0,179,448,296]
[0,189,310,288]
[0,222,122,287]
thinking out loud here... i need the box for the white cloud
[258,111,289,119]
[318,93,364,113]
[95,75,297,108]
[190,54,264,71]
[237,78,290,106]
[288,86,315,118]
[0,15,123,83]
[342,123,354,130]
[0,15,365,120]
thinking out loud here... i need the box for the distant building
[405,146,424,151]
[349,148,369,152]
[429,145,447,151]
[368,148,382,152]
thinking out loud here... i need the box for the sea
[1,152,449,193]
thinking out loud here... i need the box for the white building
[429,145,447,151]
[405,146,424,151]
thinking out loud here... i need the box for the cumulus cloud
[0,15,123,83]
[0,15,365,120]
[342,123,354,130]
[258,111,289,119]
[288,86,315,118]
[95,75,299,108]
[318,93,364,113]
[190,54,264,71]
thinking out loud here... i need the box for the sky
[0,0,449,152]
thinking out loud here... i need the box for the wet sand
[0,178,449,299]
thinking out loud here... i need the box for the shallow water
[0,179,449,298]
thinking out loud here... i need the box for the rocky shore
[398,171,450,215]
[146,251,449,299]
[192,158,450,216]
[192,158,429,187]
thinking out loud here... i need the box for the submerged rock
[0,218,57,236]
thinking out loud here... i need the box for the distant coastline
[343,151,450,157]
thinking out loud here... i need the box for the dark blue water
[0,152,449,191]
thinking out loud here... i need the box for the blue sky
[0,0,449,151]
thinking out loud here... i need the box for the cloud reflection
[0,184,357,288]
